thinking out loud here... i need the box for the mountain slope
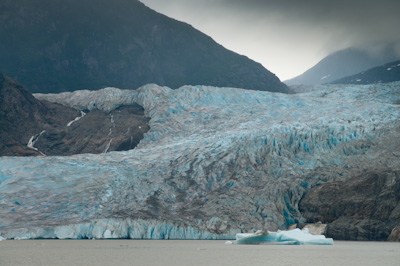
[285,47,399,85]
[0,73,79,156]
[0,0,288,93]
[1,83,399,240]
[331,60,400,84]
[0,74,150,156]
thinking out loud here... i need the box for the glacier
[1,82,400,239]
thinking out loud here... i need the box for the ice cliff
[1,83,400,239]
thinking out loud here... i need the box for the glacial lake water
[1,240,399,266]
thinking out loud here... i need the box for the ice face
[0,218,238,240]
[1,82,400,239]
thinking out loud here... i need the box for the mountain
[331,60,400,84]
[0,0,288,93]
[1,82,399,240]
[285,47,399,85]
[0,73,149,156]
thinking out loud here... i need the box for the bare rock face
[299,170,400,241]
[0,73,150,156]
[388,226,400,242]
[35,105,149,156]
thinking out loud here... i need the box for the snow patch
[67,111,86,127]
[103,114,116,151]
[103,139,112,153]
[27,130,46,155]
[110,114,115,126]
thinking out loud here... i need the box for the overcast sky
[140,0,400,81]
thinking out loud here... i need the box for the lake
[1,240,399,266]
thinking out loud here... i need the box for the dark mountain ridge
[285,47,399,85]
[331,60,400,84]
[0,0,289,93]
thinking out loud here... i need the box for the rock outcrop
[299,170,400,241]
[388,226,400,242]
[34,105,150,156]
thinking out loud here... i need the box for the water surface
[1,240,399,266]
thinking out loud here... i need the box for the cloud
[140,0,400,79]
[198,0,400,50]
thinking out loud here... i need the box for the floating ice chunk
[0,235,5,241]
[231,229,333,245]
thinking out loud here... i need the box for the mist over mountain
[285,47,399,86]
[0,0,288,93]
[332,60,400,85]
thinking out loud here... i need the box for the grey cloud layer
[140,0,400,79]
[142,0,400,52]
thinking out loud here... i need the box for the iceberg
[1,83,400,239]
[228,228,333,245]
